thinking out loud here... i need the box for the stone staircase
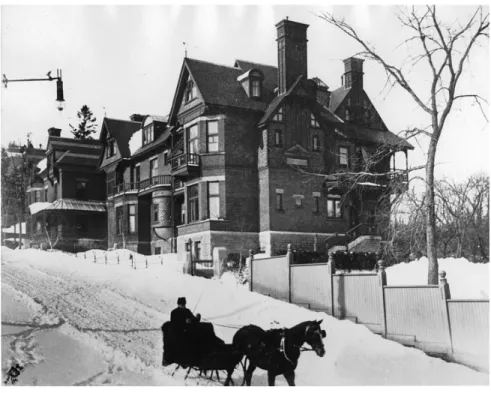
[329,235,383,254]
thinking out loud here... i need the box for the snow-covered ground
[386,257,489,299]
[1,247,488,386]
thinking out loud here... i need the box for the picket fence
[248,245,489,372]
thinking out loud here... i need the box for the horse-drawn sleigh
[161,318,326,386]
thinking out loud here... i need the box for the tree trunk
[426,142,439,284]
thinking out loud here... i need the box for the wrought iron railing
[171,153,199,171]
[112,175,172,195]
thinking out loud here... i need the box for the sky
[1,4,489,186]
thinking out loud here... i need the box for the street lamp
[2,69,65,111]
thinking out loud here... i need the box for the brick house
[100,115,175,255]
[28,128,106,251]
[95,18,412,260]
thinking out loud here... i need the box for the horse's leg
[171,365,180,376]
[283,371,295,386]
[267,370,276,386]
[244,362,256,386]
[184,367,193,380]
[241,357,248,386]
[215,370,220,381]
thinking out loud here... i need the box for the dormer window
[143,124,154,145]
[273,106,284,122]
[237,68,264,99]
[310,113,320,128]
[251,80,261,97]
[185,79,197,103]
[107,138,116,158]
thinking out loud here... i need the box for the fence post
[161,255,163,265]
[327,252,335,316]
[130,254,133,269]
[248,249,254,292]
[377,259,387,338]
[287,244,293,303]
[117,252,119,264]
[105,254,107,265]
[146,257,148,269]
[439,270,453,354]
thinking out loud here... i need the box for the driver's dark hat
[177,297,186,306]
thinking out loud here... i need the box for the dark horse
[161,321,243,385]
[232,320,326,386]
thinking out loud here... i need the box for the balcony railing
[109,175,172,196]
[171,153,199,171]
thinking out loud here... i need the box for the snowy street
[1,247,488,386]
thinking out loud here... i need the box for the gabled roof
[258,76,342,127]
[99,117,141,158]
[329,86,350,112]
[169,58,279,122]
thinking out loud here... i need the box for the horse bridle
[279,325,326,365]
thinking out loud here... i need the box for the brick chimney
[47,127,61,137]
[276,19,309,95]
[343,57,364,93]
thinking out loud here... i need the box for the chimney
[276,19,309,95]
[130,114,145,123]
[47,127,61,137]
[343,57,364,93]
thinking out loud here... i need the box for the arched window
[313,135,320,151]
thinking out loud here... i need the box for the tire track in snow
[2,263,166,367]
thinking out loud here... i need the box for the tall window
[327,197,342,218]
[272,106,284,122]
[313,195,320,213]
[345,109,350,121]
[274,130,283,147]
[44,188,48,202]
[185,80,197,102]
[135,166,140,185]
[54,183,58,199]
[153,202,159,222]
[107,139,115,158]
[339,147,349,167]
[208,182,220,219]
[143,125,154,145]
[251,80,261,97]
[313,135,320,151]
[188,184,199,223]
[310,113,320,128]
[207,121,219,152]
[76,215,88,235]
[150,158,158,179]
[195,241,201,261]
[116,206,124,235]
[276,191,283,211]
[163,150,169,165]
[128,205,136,233]
[188,124,199,155]
[76,181,87,200]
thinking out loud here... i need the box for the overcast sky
[1,5,489,185]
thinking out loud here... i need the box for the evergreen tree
[70,105,98,139]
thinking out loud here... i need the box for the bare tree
[320,6,489,283]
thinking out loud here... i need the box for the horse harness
[278,327,316,366]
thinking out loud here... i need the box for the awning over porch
[31,199,107,214]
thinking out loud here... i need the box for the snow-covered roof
[129,128,143,156]
[2,222,26,234]
[37,157,48,173]
[29,202,52,215]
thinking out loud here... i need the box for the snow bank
[128,129,142,155]
[1,247,488,386]
[387,257,489,299]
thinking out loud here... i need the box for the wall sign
[286,158,308,166]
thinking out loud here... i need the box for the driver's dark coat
[170,307,196,333]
